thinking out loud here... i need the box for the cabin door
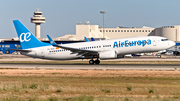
[152,38,157,46]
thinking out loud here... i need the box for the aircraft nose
[170,41,176,47]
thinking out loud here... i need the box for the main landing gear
[89,59,100,64]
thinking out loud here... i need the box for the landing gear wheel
[89,60,94,64]
[157,55,161,58]
[95,60,100,64]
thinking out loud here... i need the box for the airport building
[76,22,180,42]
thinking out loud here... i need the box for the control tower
[31,9,45,38]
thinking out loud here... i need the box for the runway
[0,63,179,70]
[1,55,180,70]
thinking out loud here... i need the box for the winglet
[47,35,58,46]
[84,37,89,42]
[91,37,95,41]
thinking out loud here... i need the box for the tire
[95,60,100,64]
[157,55,161,58]
[5,50,9,54]
[89,60,94,64]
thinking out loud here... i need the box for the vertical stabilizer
[13,20,49,49]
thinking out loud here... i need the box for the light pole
[100,11,107,38]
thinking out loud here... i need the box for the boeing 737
[12,20,175,64]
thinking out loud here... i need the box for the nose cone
[170,41,176,47]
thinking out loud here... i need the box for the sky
[1,0,180,38]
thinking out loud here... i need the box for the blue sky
[0,0,180,38]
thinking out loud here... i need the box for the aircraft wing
[47,35,99,56]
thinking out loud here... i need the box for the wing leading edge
[47,35,99,57]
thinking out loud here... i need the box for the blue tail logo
[20,32,31,42]
[13,20,50,49]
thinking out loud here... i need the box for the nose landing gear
[89,59,100,64]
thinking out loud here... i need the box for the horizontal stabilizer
[9,49,32,52]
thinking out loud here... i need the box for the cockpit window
[161,39,168,41]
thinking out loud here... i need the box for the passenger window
[161,39,168,41]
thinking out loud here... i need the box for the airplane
[84,37,95,42]
[84,37,89,42]
[12,20,175,64]
[91,37,95,41]
[0,39,4,42]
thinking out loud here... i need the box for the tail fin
[91,37,95,41]
[13,20,49,49]
[84,37,89,42]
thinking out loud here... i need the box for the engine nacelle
[99,50,117,59]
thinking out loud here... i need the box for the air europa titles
[113,39,151,48]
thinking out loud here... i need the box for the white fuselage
[22,36,175,60]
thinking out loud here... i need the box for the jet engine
[99,50,117,59]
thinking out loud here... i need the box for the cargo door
[41,49,45,57]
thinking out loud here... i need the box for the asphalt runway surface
[1,54,180,70]
[0,63,180,70]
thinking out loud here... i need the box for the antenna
[36,8,41,12]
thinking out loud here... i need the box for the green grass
[127,85,132,91]
[29,83,38,89]
[0,70,179,100]
[56,88,63,93]
[149,89,154,94]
